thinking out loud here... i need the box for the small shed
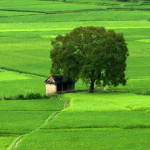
[44,76,75,95]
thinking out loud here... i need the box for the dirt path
[7,99,70,150]
[10,111,61,150]
[12,137,23,150]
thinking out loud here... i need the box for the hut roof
[44,76,74,84]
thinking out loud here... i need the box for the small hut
[44,76,75,95]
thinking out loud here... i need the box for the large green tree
[50,26,129,92]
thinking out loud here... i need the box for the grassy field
[0,136,17,150]
[0,0,150,149]
[14,129,150,150]
[0,98,65,135]
[14,93,150,150]
[0,98,66,149]
[0,20,150,95]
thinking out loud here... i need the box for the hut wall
[69,83,75,91]
[72,83,75,91]
[46,84,57,95]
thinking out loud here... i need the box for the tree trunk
[89,80,95,93]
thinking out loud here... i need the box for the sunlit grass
[0,20,150,30]
[0,78,45,98]
[0,99,65,111]
[0,71,32,81]
[137,39,150,43]
[0,136,17,150]
[0,111,55,134]
[63,93,150,111]
[42,110,150,129]
[15,129,150,150]
[0,97,66,135]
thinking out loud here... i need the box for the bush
[1,93,60,100]
[25,93,42,99]
[136,91,150,95]
[17,94,25,100]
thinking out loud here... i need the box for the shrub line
[0,93,60,100]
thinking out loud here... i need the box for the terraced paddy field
[0,98,66,149]
[3,93,150,150]
[0,0,150,149]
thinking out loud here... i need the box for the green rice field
[0,0,150,149]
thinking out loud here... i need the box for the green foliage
[23,93,43,100]
[136,90,150,95]
[1,92,62,100]
[50,26,129,92]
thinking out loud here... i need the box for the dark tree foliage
[50,26,129,92]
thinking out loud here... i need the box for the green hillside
[0,0,150,149]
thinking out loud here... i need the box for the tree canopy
[50,26,129,92]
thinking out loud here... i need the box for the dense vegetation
[50,26,129,92]
[0,0,150,149]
